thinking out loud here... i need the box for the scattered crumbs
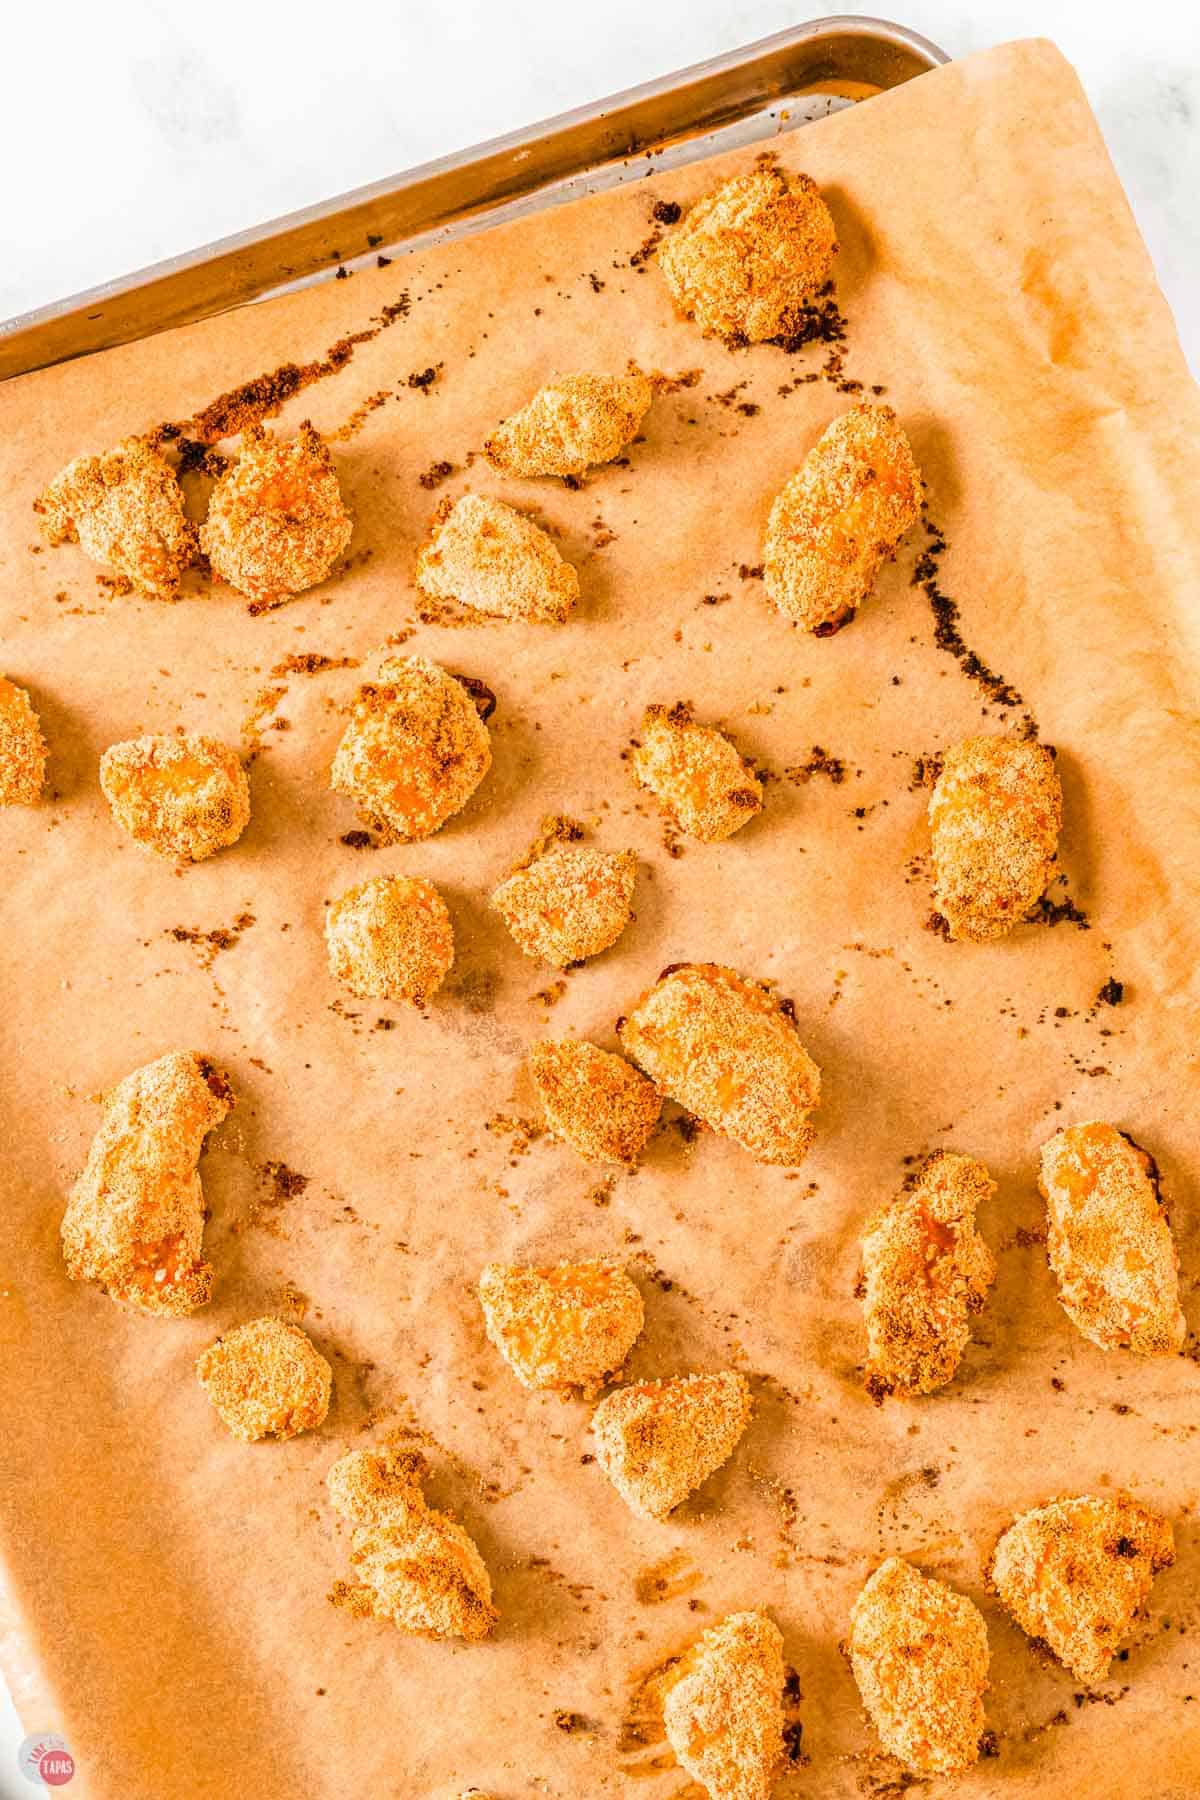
[911,510,1035,730]
[419,460,456,490]
[1096,977,1125,1007]
[407,365,441,393]
[737,563,764,581]
[167,911,255,969]
[532,979,568,1008]
[1026,887,1091,931]
[340,829,377,849]
[651,199,682,225]
[911,752,943,790]
[787,746,846,785]
[271,652,359,678]
[552,1710,589,1734]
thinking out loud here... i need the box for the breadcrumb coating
[0,677,48,805]
[1039,1122,1185,1356]
[859,1151,997,1401]
[415,494,580,623]
[633,703,763,842]
[657,164,837,344]
[528,1038,662,1165]
[36,435,195,601]
[199,422,352,609]
[848,1557,989,1775]
[100,732,251,863]
[197,1316,332,1441]
[325,874,454,1005]
[620,963,819,1166]
[484,372,654,478]
[477,1259,644,1395]
[661,1610,785,1800]
[929,734,1062,942]
[327,1444,496,1641]
[60,1050,233,1316]
[591,1370,752,1519]
[330,655,492,842]
[762,404,922,633]
[491,845,636,966]
[988,1493,1173,1684]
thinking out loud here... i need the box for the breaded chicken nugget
[658,163,837,345]
[661,1610,785,1800]
[0,677,48,804]
[416,494,580,623]
[327,1443,496,1641]
[484,372,654,479]
[492,844,636,966]
[763,404,922,634]
[929,734,1062,942]
[859,1152,997,1402]
[529,1038,662,1165]
[61,1050,233,1316]
[1039,1122,1185,1356]
[36,435,195,601]
[633,703,763,842]
[326,874,454,1004]
[620,963,819,1166]
[330,655,492,842]
[848,1558,989,1775]
[591,1370,752,1519]
[989,1493,1173,1684]
[478,1259,644,1395]
[199,422,351,609]
[100,732,250,862]
[197,1316,332,1441]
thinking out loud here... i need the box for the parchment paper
[1,38,1198,1800]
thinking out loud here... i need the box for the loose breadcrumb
[197,1316,332,1441]
[848,1558,990,1775]
[859,1151,997,1401]
[988,1493,1173,1684]
[633,703,763,842]
[327,1443,496,1641]
[484,372,654,478]
[199,421,352,609]
[661,1610,785,1800]
[416,493,580,623]
[658,164,837,344]
[929,733,1062,941]
[591,1370,752,1519]
[0,677,48,804]
[100,732,251,863]
[36,436,196,600]
[492,845,636,966]
[325,874,454,1004]
[763,404,922,633]
[478,1259,644,1395]
[1039,1122,1185,1356]
[330,655,492,842]
[528,1038,662,1165]
[60,1050,233,1316]
[620,963,819,1166]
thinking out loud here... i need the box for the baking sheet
[1,36,1199,1800]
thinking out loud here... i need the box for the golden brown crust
[100,732,251,862]
[762,403,922,632]
[484,372,653,478]
[988,1493,1174,1684]
[929,733,1062,941]
[199,421,352,608]
[661,1610,785,1800]
[60,1050,233,1316]
[37,435,195,601]
[0,677,48,805]
[415,493,580,622]
[491,845,636,966]
[528,1038,662,1165]
[591,1370,752,1519]
[197,1316,332,1441]
[633,703,763,842]
[658,164,837,344]
[325,874,454,1004]
[478,1259,644,1395]
[848,1558,989,1775]
[1039,1122,1185,1356]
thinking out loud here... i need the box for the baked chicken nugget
[327,1444,496,1641]
[1039,1122,1185,1356]
[633,702,763,842]
[763,404,922,634]
[620,963,819,1166]
[100,732,250,862]
[591,1370,752,1519]
[0,677,48,805]
[491,844,636,966]
[859,1151,997,1401]
[929,733,1062,942]
[484,372,654,478]
[848,1557,990,1775]
[197,1316,332,1441]
[61,1050,233,1315]
[326,874,454,1004]
[415,493,580,623]
[478,1259,644,1395]
[37,435,195,601]
[989,1493,1173,1684]
[529,1038,662,1165]
[200,422,352,609]
[330,655,492,842]
[658,163,836,345]
[661,1610,785,1800]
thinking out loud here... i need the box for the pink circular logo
[17,1733,75,1788]
[38,1749,75,1787]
